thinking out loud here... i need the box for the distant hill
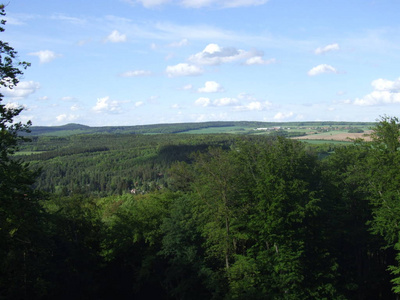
[26,121,375,136]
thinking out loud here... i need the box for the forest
[2,116,400,299]
[2,4,400,299]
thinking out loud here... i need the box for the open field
[292,130,373,142]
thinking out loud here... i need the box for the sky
[1,0,400,126]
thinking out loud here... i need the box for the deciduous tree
[0,4,46,298]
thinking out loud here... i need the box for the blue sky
[1,0,400,126]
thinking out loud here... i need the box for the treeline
[27,121,375,136]
[3,117,400,299]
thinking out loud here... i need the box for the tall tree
[365,116,400,295]
[0,4,46,299]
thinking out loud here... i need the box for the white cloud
[234,101,271,111]
[213,97,238,106]
[28,50,61,63]
[244,56,276,65]
[61,96,76,101]
[273,111,294,120]
[314,43,340,55]
[195,97,210,107]
[105,30,127,43]
[56,114,79,122]
[307,64,338,76]
[353,78,400,106]
[189,43,252,65]
[221,0,268,8]
[198,81,224,93]
[70,104,80,111]
[1,81,40,99]
[354,91,400,106]
[181,0,215,7]
[180,84,193,90]
[120,70,152,77]
[135,101,144,107]
[92,96,122,113]
[166,63,203,77]
[51,13,87,25]
[37,96,49,101]
[171,103,183,109]
[4,102,24,111]
[371,78,400,91]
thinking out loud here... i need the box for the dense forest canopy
[2,116,400,299]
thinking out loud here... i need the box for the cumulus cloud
[234,101,271,111]
[198,81,224,93]
[120,70,152,77]
[371,78,400,91]
[92,96,122,113]
[4,102,25,111]
[314,43,340,55]
[105,30,127,43]
[189,43,261,66]
[307,64,338,76]
[56,114,79,122]
[194,97,210,107]
[273,111,294,120]
[244,56,276,65]
[1,81,40,99]
[354,77,400,106]
[29,50,61,63]
[135,101,144,107]
[213,97,238,106]
[166,63,203,77]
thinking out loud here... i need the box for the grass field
[292,130,372,142]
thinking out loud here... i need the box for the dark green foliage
[348,127,364,133]
[20,133,238,196]
[7,120,400,298]
[0,5,50,299]
[322,145,394,299]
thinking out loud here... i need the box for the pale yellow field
[292,130,373,142]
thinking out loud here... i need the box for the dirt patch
[292,130,373,142]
